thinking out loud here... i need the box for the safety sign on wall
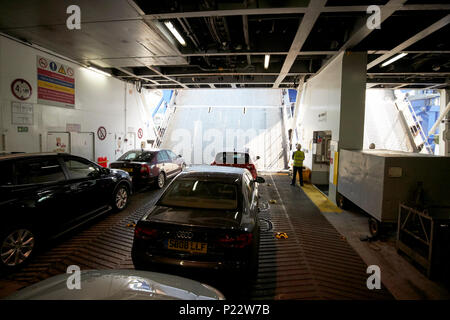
[11,79,32,101]
[11,101,33,125]
[97,126,107,141]
[37,55,75,108]
[137,128,143,139]
[47,132,69,153]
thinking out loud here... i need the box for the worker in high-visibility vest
[291,144,305,186]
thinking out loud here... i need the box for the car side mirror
[255,176,265,184]
[178,154,182,158]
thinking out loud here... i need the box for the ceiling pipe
[177,18,200,49]
[242,15,251,66]
[177,17,211,67]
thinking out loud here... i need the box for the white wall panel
[297,53,343,171]
[363,89,413,152]
[0,35,160,164]
[176,88,282,107]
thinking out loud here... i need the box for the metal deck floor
[253,174,393,300]
[0,174,394,300]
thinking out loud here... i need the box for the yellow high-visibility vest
[293,150,305,167]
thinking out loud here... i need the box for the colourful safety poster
[37,56,75,108]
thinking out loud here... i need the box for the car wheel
[336,193,347,209]
[246,227,260,282]
[112,184,129,211]
[369,218,380,237]
[156,172,165,189]
[0,227,36,270]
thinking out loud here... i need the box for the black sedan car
[132,165,265,280]
[0,153,132,270]
[110,149,186,189]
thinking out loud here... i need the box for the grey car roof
[181,165,247,181]
[0,152,69,161]
[5,269,225,300]
[125,149,160,152]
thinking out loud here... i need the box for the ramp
[253,174,393,299]
[160,106,287,170]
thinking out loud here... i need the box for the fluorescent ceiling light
[381,53,408,67]
[87,66,111,77]
[164,21,186,46]
[264,54,270,69]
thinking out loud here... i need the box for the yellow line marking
[333,151,339,185]
[300,183,342,213]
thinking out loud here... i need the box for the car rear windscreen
[159,179,238,210]
[215,152,250,164]
[118,151,155,162]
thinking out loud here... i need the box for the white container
[338,149,450,223]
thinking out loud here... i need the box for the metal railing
[396,97,433,154]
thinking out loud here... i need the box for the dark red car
[110,149,186,189]
[211,152,260,179]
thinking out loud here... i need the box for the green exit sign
[17,126,29,132]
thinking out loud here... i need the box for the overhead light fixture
[264,54,270,69]
[87,66,111,77]
[164,21,186,47]
[381,52,408,67]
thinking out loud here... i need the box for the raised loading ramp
[160,107,287,170]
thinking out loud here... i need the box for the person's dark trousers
[291,166,304,186]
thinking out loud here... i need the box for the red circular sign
[97,126,107,141]
[39,57,48,69]
[67,67,74,76]
[11,79,32,101]
[137,128,143,139]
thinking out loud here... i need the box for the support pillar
[329,51,367,203]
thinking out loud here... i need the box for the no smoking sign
[97,126,107,141]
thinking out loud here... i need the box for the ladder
[151,104,175,148]
[395,95,433,154]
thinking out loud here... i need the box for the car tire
[132,260,147,271]
[112,184,130,212]
[336,192,347,209]
[0,227,36,271]
[156,172,166,189]
[369,218,381,237]
[245,227,260,283]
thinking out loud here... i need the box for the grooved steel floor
[0,174,393,300]
[252,174,392,300]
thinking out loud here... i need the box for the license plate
[122,168,133,173]
[167,239,207,254]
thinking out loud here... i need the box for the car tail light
[140,164,150,174]
[134,225,158,240]
[218,233,253,248]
